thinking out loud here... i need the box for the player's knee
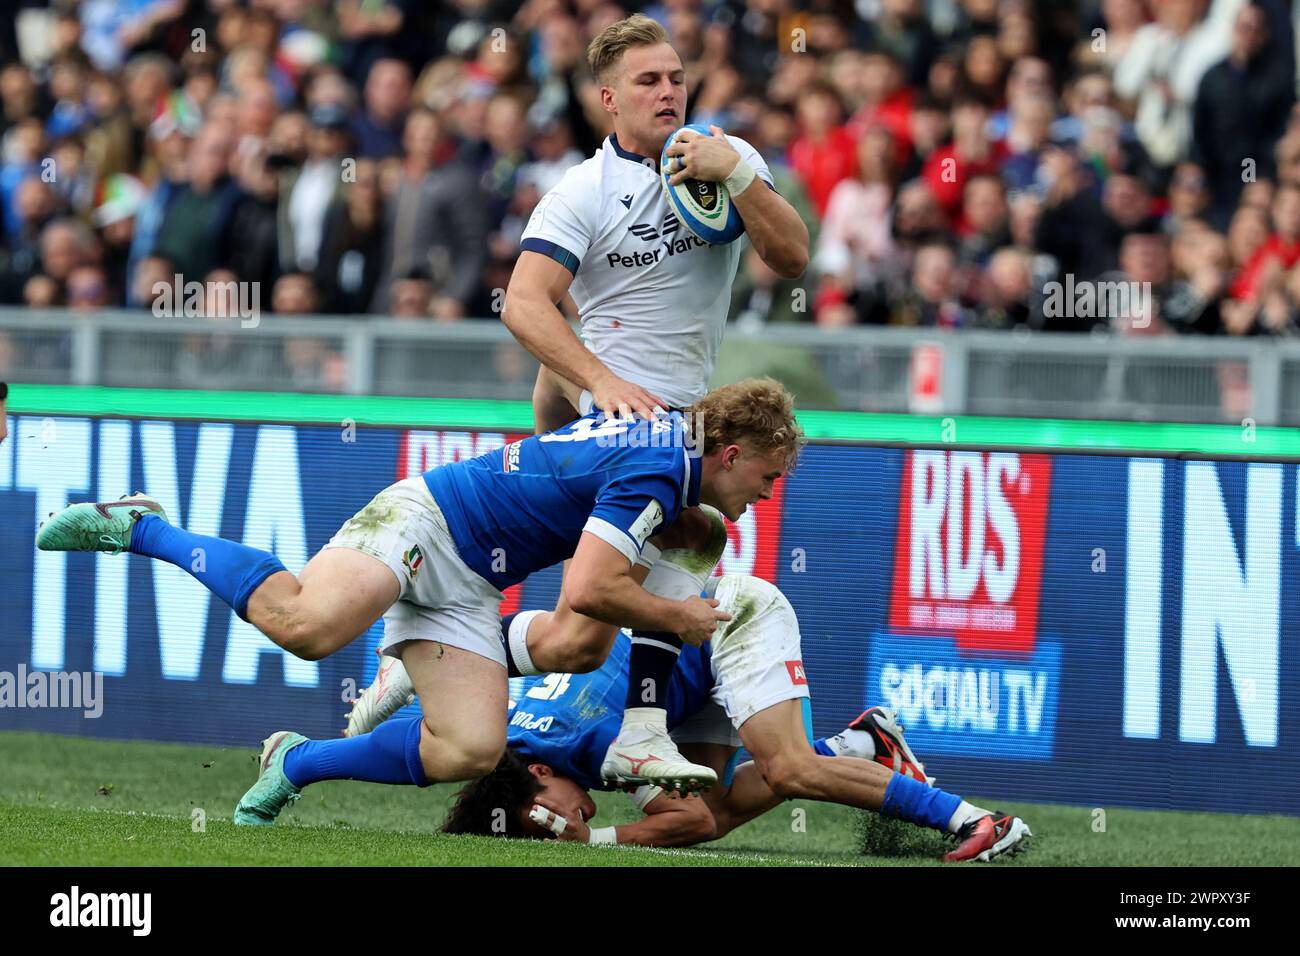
[436,738,506,781]
[757,751,815,800]
[559,643,609,674]
[274,611,345,661]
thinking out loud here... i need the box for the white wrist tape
[588,826,618,845]
[723,157,756,196]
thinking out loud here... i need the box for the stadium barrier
[1,387,1298,815]
[7,307,1300,424]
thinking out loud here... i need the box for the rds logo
[870,451,1061,759]
[888,450,1051,653]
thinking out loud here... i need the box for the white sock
[823,728,873,758]
[620,706,668,734]
[508,609,545,677]
[946,800,990,834]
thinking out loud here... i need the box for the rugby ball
[660,123,745,245]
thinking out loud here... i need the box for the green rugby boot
[35,492,169,554]
[232,731,307,826]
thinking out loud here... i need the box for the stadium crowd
[0,0,1299,344]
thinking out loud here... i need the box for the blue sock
[283,716,427,788]
[881,772,962,831]
[130,514,286,620]
[812,737,836,757]
[625,630,682,711]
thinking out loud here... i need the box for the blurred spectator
[369,107,489,316]
[389,269,435,318]
[315,158,385,314]
[281,103,349,273]
[91,173,148,304]
[66,265,111,312]
[921,96,1005,224]
[153,124,240,281]
[1193,2,1295,227]
[351,58,412,159]
[1112,0,1237,170]
[1230,181,1300,301]
[891,242,973,327]
[0,0,1294,342]
[272,272,320,314]
[788,83,858,218]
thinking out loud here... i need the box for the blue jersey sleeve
[583,467,681,564]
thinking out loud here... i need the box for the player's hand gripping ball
[660,123,746,245]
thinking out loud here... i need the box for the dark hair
[0,382,7,401]
[441,749,544,838]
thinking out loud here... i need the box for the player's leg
[598,506,731,791]
[234,543,512,824]
[234,640,507,826]
[36,491,399,660]
[346,506,726,737]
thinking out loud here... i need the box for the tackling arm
[564,533,728,645]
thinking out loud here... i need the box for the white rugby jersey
[520,133,774,410]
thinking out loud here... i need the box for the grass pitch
[1,731,1295,866]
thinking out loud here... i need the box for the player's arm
[503,253,666,421]
[564,532,727,646]
[665,126,809,278]
[538,790,716,847]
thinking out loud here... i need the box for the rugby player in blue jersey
[35,379,800,821]
[348,12,814,791]
[443,575,1031,861]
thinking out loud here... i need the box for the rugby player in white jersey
[348,14,810,792]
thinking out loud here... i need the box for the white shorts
[705,573,809,728]
[628,575,809,810]
[323,475,506,666]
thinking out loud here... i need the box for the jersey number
[538,417,636,443]
[525,672,573,701]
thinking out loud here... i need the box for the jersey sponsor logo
[608,215,704,268]
[786,660,808,685]
[629,498,665,548]
[888,450,1051,654]
[626,215,680,243]
[503,441,521,473]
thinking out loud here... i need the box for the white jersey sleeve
[520,168,597,275]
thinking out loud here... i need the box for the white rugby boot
[600,710,717,793]
[344,655,415,737]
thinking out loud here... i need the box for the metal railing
[3,307,1300,425]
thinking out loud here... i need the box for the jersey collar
[607,133,658,171]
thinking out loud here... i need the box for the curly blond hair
[687,378,804,466]
[586,13,671,84]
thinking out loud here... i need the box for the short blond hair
[586,13,671,84]
[688,378,804,466]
